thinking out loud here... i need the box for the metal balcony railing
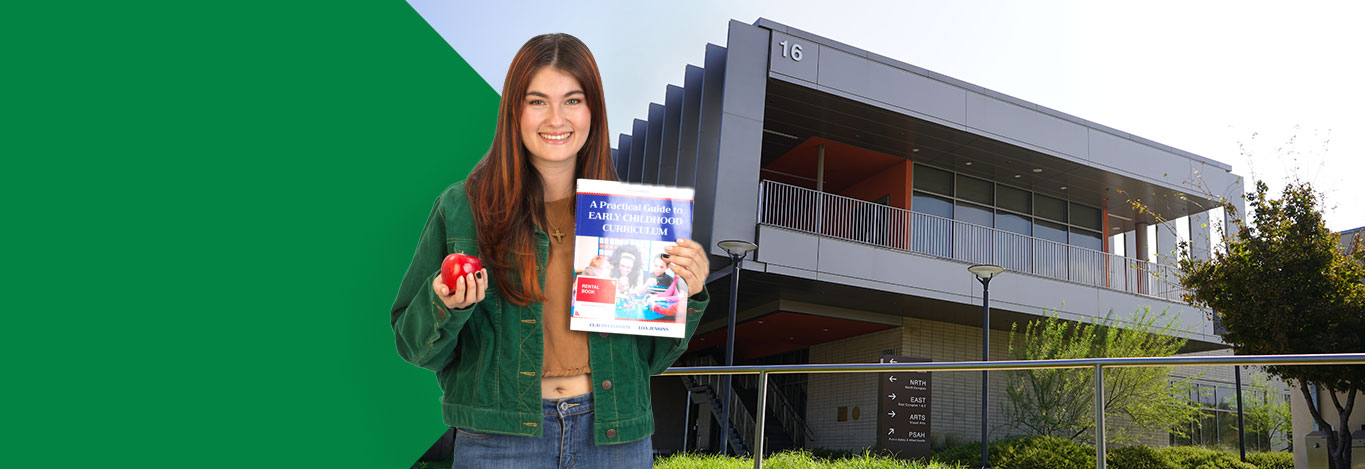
[757,180,1185,301]
[663,353,1365,469]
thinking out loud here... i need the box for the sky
[410,0,1364,232]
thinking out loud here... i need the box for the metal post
[815,145,825,235]
[682,378,692,454]
[1235,365,1246,462]
[719,253,742,455]
[752,371,769,469]
[980,276,991,469]
[1096,364,1106,469]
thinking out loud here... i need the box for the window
[1070,202,1102,231]
[955,201,993,227]
[913,165,953,196]
[956,174,993,205]
[912,192,953,218]
[1035,194,1067,223]
[997,184,1031,214]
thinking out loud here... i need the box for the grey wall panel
[643,103,664,184]
[1087,130,1189,185]
[966,92,1089,158]
[1095,289,1215,339]
[816,237,962,298]
[659,85,684,186]
[866,60,968,125]
[995,271,1101,319]
[709,20,770,257]
[692,44,727,253]
[719,20,769,122]
[768,31,818,84]
[629,119,647,183]
[1156,220,1179,265]
[615,134,631,181]
[815,47,871,101]
[765,262,817,281]
[1188,211,1211,261]
[711,114,764,252]
[676,65,704,189]
[755,225,819,271]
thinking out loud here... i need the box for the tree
[1241,372,1292,451]
[1005,308,1203,444]
[1180,181,1365,469]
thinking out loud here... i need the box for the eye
[527,99,546,106]
[566,98,583,105]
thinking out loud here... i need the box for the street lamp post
[717,240,757,456]
[968,264,1005,469]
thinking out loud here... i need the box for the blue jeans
[451,393,652,468]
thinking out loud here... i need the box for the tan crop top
[541,197,589,377]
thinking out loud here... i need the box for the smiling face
[617,253,637,277]
[519,66,590,171]
[650,256,668,276]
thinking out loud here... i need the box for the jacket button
[599,333,608,338]
[606,429,617,438]
[601,380,612,390]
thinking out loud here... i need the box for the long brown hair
[466,33,617,306]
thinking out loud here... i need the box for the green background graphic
[6,2,496,467]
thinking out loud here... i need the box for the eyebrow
[526,90,585,98]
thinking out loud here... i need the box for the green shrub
[1107,445,1178,469]
[1245,451,1292,469]
[932,436,1092,469]
[1156,446,1255,469]
[653,449,969,468]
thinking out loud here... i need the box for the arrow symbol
[887,411,896,418]
[887,393,897,400]
[888,376,897,382]
[888,427,895,435]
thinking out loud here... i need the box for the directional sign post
[876,356,931,458]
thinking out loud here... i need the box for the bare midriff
[541,374,592,399]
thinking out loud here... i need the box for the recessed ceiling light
[1060,186,1067,190]
[911,148,920,152]
[964,162,973,166]
[787,337,795,340]
[1014,174,1022,178]
[1032,168,1043,173]
[823,328,830,332]
[757,320,764,324]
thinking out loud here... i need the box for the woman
[390,33,710,467]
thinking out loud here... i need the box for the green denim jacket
[391,181,709,445]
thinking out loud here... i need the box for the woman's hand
[664,239,710,299]
[433,268,488,310]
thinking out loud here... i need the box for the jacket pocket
[454,427,493,441]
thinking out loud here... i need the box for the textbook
[570,179,694,338]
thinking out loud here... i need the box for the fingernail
[476,271,483,279]
[661,254,671,259]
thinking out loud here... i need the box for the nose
[548,103,566,127]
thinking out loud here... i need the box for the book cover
[570,179,694,338]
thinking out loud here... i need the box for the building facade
[624,18,1285,455]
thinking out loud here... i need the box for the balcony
[757,180,1185,301]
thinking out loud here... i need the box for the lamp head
[968,264,1005,280]
[717,240,758,257]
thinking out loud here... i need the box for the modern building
[614,18,1285,455]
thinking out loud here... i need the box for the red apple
[441,253,483,291]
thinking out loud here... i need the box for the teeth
[541,132,571,141]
